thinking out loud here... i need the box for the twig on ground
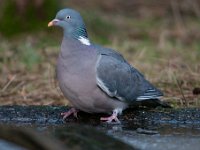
[1,75,16,92]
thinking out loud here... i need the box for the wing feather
[95,51,163,103]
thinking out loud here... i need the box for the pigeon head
[48,8,89,44]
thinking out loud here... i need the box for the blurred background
[0,0,199,107]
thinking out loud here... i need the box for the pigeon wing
[95,51,163,103]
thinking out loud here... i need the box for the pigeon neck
[64,27,91,46]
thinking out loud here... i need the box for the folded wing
[95,49,163,103]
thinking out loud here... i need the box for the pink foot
[61,108,79,120]
[100,109,121,123]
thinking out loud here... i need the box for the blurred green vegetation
[82,11,117,44]
[0,0,59,36]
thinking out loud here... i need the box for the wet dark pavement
[0,106,200,150]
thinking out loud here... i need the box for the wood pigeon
[48,8,169,123]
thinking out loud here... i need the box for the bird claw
[61,108,79,120]
[100,112,121,123]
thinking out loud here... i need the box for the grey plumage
[57,38,128,114]
[48,8,170,122]
[95,47,163,102]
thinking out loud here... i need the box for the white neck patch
[78,36,91,46]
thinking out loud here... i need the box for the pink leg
[100,109,121,123]
[61,108,79,120]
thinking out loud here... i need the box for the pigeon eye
[66,16,71,19]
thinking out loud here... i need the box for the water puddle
[0,106,200,150]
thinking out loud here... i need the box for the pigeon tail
[136,88,163,101]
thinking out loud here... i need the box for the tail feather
[136,88,163,101]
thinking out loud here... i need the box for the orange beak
[48,21,54,27]
[48,19,60,27]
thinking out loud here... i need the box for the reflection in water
[1,106,200,150]
[1,122,200,150]
[36,120,200,150]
